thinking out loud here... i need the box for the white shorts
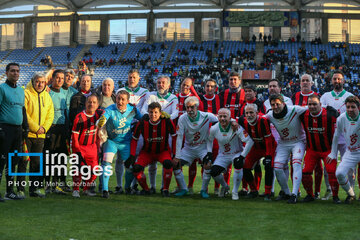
[213,152,241,169]
[180,144,208,166]
[274,141,306,170]
[336,151,360,177]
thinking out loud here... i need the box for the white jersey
[119,86,148,111]
[264,95,293,113]
[266,105,307,144]
[320,89,353,145]
[207,123,253,157]
[329,112,360,159]
[264,95,293,142]
[320,90,353,114]
[141,91,179,120]
[175,111,218,159]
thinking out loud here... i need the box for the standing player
[71,95,104,198]
[292,74,327,199]
[130,102,176,196]
[238,103,276,201]
[320,70,354,199]
[299,94,340,203]
[219,72,245,120]
[263,79,293,112]
[97,90,142,198]
[328,96,360,204]
[238,85,265,195]
[206,108,254,200]
[116,69,149,194]
[199,79,223,194]
[266,93,307,203]
[263,79,293,197]
[173,96,219,197]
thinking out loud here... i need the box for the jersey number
[224,143,231,153]
[350,134,358,146]
[281,128,289,138]
[193,132,201,142]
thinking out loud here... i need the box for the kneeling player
[206,108,254,200]
[71,95,104,197]
[239,103,276,201]
[130,102,176,196]
[173,96,219,197]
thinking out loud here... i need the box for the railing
[155,32,194,42]
[36,35,70,47]
[77,34,100,45]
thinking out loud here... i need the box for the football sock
[323,168,331,190]
[188,161,197,188]
[314,162,323,193]
[134,171,149,191]
[101,161,111,191]
[125,169,135,189]
[174,169,188,190]
[233,168,243,193]
[148,162,157,189]
[163,168,172,191]
[224,165,232,185]
[328,172,339,197]
[292,161,302,195]
[302,172,313,196]
[115,158,124,188]
[275,168,290,195]
[213,174,227,188]
[254,165,262,191]
[201,169,211,192]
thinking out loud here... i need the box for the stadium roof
[1,0,360,12]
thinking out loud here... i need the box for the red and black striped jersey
[238,114,276,156]
[299,106,339,152]
[200,94,221,114]
[219,88,245,119]
[238,98,265,117]
[131,118,176,154]
[71,109,104,152]
[291,91,318,107]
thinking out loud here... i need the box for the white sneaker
[188,187,194,195]
[72,190,80,198]
[219,185,230,197]
[214,188,219,195]
[232,191,239,200]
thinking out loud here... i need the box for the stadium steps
[72,44,92,66]
[0,49,14,63]
[165,42,176,63]
[255,41,264,66]
[29,48,45,64]
[118,43,130,62]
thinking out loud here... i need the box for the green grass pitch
[1,164,360,240]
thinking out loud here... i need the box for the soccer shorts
[213,152,241,169]
[336,151,360,178]
[180,144,208,166]
[103,139,130,163]
[136,150,172,167]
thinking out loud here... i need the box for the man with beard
[238,103,276,201]
[173,97,218,197]
[321,70,355,199]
